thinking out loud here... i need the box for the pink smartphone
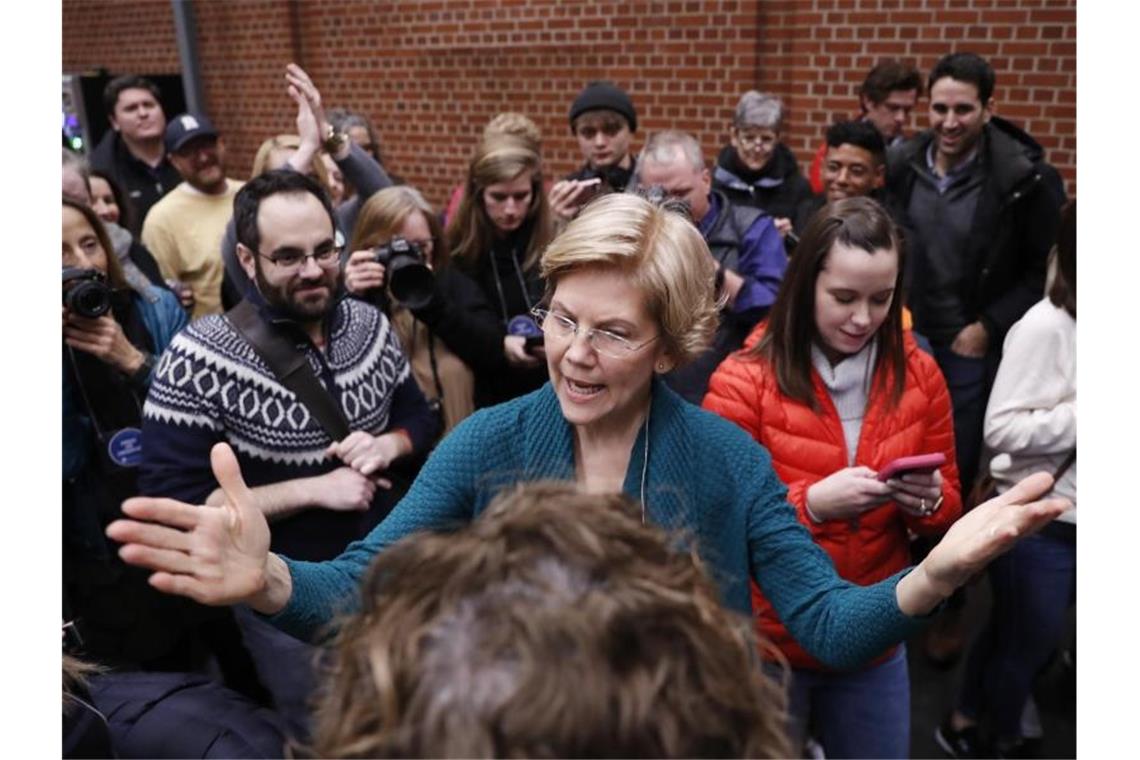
[877,453,947,482]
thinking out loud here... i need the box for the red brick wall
[62,0,1076,206]
[758,0,1076,196]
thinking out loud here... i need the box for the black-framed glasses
[255,242,342,272]
[531,307,659,359]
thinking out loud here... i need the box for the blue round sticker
[507,314,542,337]
[107,428,144,468]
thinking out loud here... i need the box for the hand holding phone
[877,453,947,482]
[524,334,544,354]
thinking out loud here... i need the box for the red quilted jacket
[702,325,961,670]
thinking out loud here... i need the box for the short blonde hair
[540,192,718,366]
[482,111,542,153]
[250,134,329,189]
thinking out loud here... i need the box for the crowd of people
[62,50,1074,759]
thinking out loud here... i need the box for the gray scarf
[810,341,877,466]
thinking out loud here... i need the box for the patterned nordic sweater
[270,379,927,670]
[141,297,437,560]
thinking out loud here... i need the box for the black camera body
[373,237,435,310]
[63,267,112,318]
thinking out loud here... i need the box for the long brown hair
[310,482,792,759]
[62,195,128,290]
[445,133,552,272]
[752,195,907,408]
[1048,199,1076,318]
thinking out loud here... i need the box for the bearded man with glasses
[137,169,438,740]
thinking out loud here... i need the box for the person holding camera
[446,132,555,407]
[344,186,506,435]
[63,196,287,756]
[63,195,188,616]
[703,196,962,759]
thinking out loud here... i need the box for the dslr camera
[62,267,112,318]
[373,237,435,310]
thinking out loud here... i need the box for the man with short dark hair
[633,129,787,403]
[809,60,923,194]
[887,51,1065,499]
[141,113,243,319]
[89,75,183,234]
[140,169,437,736]
[548,81,638,221]
[794,120,890,231]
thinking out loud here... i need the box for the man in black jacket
[887,52,1066,496]
[89,75,182,235]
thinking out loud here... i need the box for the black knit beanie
[568,81,637,133]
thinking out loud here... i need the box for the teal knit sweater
[270,379,925,670]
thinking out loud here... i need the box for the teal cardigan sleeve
[744,452,927,670]
[267,408,484,641]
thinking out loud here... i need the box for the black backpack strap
[226,300,351,441]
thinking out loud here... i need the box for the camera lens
[65,279,112,318]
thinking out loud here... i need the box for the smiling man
[140,113,243,319]
[886,52,1066,498]
[139,170,437,735]
[794,120,897,233]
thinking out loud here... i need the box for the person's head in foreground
[312,481,791,758]
[753,195,907,407]
[535,192,719,433]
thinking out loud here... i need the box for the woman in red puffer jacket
[703,196,961,760]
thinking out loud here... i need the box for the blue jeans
[956,524,1076,742]
[931,345,998,497]
[784,644,911,759]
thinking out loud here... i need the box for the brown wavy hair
[309,481,791,759]
[750,195,907,409]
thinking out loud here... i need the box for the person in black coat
[712,90,813,241]
[344,185,507,434]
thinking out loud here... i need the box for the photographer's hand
[64,309,145,375]
[344,249,386,296]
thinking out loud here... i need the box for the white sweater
[985,299,1076,522]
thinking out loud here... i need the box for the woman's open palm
[107,443,271,606]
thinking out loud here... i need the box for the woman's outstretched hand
[897,471,1071,616]
[106,443,290,614]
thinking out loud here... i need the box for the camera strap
[226,299,351,441]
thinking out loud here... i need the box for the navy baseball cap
[164,113,219,153]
